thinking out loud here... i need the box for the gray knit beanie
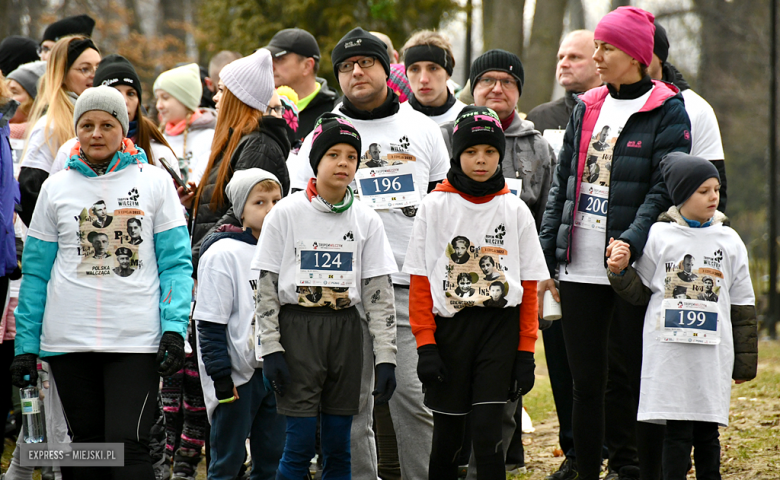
[220,49,274,112]
[73,85,130,136]
[225,168,283,220]
[7,60,46,99]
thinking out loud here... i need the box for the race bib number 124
[296,240,356,287]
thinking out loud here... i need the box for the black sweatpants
[663,421,720,480]
[48,352,160,480]
[559,281,663,480]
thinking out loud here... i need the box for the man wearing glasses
[289,27,450,480]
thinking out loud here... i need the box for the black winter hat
[41,14,96,43]
[0,36,39,77]
[309,113,362,175]
[660,152,720,206]
[469,49,524,95]
[94,54,143,101]
[331,28,390,79]
[452,106,506,164]
[653,22,670,63]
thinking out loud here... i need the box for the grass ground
[4,340,780,479]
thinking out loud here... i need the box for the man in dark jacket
[264,28,338,147]
[524,29,602,480]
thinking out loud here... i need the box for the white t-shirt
[49,138,181,177]
[252,192,397,308]
[288,102,450,285]
[194,238,261,422]
[20,115,59,173]
[634,220,754,426]
[682,89,724,161]
[403,190,549,316]
[428,99,467,125]
[561,87,654,285]
[163,127,214,186]
[27,164,186,353]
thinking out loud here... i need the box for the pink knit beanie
[594,6,655,66]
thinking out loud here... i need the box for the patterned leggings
[161,352,207,478]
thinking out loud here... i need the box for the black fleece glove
[372,363,397,405]
[509,351,535,401]
[213,376,236,402]
[10,353,38,388]
[156,332,185,377]
[262,352,290,396]
[417,344,447,387]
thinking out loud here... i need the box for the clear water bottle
[20,374,45,443]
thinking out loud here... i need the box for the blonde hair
[401,30,456,70]
[25,35,98,155]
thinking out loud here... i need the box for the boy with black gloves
[403,106,549,479]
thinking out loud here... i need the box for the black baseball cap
[263,28,320,60]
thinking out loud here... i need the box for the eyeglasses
[477,76,518,91]
[266,105,285,117]
[71,65,98,77]
[36,45,51,57]
[337,57,376,73]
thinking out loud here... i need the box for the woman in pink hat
[538,7,692,480]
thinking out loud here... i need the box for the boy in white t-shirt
[607,153,758,479]
[193,168,285,480]
[402,107,549,479]
[252,114,399,480]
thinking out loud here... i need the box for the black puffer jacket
[539,77,692,276]
[190,116,290,273]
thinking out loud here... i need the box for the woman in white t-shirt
[537,7,692,480]
[10,86,192,480]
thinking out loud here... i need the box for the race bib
[543,129,566,156]
[505,178,523,198]
[355,162,420,209]
[574,183,608,232]
[661,298,720,345]
[296,240,356,287]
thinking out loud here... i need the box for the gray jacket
[441,113,556,229]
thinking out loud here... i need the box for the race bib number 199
[355,163,420,209]
[661,298,720,345]
[296,240,356,287]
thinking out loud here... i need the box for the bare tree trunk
[520,0,567,111]
[482,0,524,58]
[567,0,585,31]
[610,0,630,10]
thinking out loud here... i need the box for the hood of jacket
[661,62,691,92]
[658,205,728,227]
[308,77,339,108]
[257,116,292,159]
[66,138,149,177]
[190,108,218,131]
[200,224,257,257]
[503,113,541,138]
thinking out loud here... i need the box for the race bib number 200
[296,240,356,287]
[574,182,608,232]
[355,163,420,209]
[661,298,720,345]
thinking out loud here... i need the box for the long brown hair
[192,87,261,218]
[133,102,173,166]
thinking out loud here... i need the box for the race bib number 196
[355,163,420,209]
[661,298,720,345]
[296,240,356,287]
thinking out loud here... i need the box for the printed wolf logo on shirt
[75,199,145,278]
[442,235,509,312]
[663,253,723,302]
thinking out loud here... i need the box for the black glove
[156,332,185,377]
[416,344,447,386]
[213,376,235,402]
[10,353,38,388]
[538,318,554,331]
[262,352,290,396]
[372,363,397,405]
[509,351,535,401]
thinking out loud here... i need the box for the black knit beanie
[469,49,524,95]
[0,36,39,77]
[66,38,99,70]
[309,113,362,174]
[654,22,670,63]
[447,106,507,197]
[660,152,720,206]
[41,14,96,43]
[331,28,391,79]
[94,54,142,101]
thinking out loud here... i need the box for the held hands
[262,352,290,396]
[509,351,535,401]
[156,332,185,377]
[372,363,397,405]
[606,237,631,274]
[537,279,559,319]
[416,344,447,387]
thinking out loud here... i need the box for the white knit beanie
[219,49,274,112]
[153,63,203,112]
[73,85,130,136]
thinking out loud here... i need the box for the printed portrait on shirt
[663,252,722,303]
[76,197,145,278]
[583,125,616,186]
[443,235,509,312]
[296,285,352,310]
[355,136,420,216]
